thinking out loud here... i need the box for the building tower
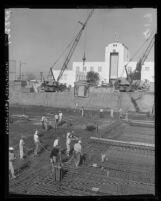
[105,43,130,84]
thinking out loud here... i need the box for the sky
[8,8,157,75]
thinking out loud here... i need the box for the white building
[52,42,154,86]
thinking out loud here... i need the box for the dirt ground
[8,104,155,196]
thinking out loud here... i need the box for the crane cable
[51,35,77,69]
[50,14,86,70]
[82,10,88,65]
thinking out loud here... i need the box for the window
[90,66,94,71]
[83,66,86,72]
[98,66,102,72]
[76,66,80,72]
[145,67,150,71]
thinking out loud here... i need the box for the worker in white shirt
[110,108,114,120]
[53,136,60,147]
[58,111,63,123]
[119,108,123,119]
[19,136,25,159]
[100,108,104,118]
[66,132,72,156]
[9,147,16,179]
[73,140,82,168]
[81,106,84,117]
[34,129,39,156]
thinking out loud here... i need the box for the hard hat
[78,140,82,144]
[9,147,14,151]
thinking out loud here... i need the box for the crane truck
[114,33,155,92]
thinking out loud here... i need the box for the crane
[115,33,155,92]
[129,34,155,84]
[44,9,94,92]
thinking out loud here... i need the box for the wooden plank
[90,136,155,149]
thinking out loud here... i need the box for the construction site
[7,9,155,196]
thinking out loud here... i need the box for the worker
[19,136,25,159]
[119,108,123,119]
[74,103,78,112]
[41,116,48,130]
[54,114,59,130]
[99,108,104,118]
[125,111,129,120]
[110,108,114,120]
[53,136,60,148]
[34,129,40,156]
[41,115,46,129]
[81,106,84,117]
[146,110,151,119]
[152,104,155,118]
[50,143,61,164]
[66,132,72,156]
[73,140,82,168]
[101,153,107,162]
[71,130,79,140]
[58,111,63,123]
[50,140,62,181]
[9,147,16,179]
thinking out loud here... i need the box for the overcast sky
[8,8,157,74]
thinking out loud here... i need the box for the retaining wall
[9,87,154,112]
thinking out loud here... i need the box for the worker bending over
[9,147,16,179]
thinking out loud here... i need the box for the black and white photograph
[6,7,156,196]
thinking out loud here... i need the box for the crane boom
[56,9,94,82]
[140,35,154,66]
[130,34,155,83]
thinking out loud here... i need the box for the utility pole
[19,61,26,80]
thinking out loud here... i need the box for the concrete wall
[9,86,154,112]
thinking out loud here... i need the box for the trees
[86,71,100,85]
